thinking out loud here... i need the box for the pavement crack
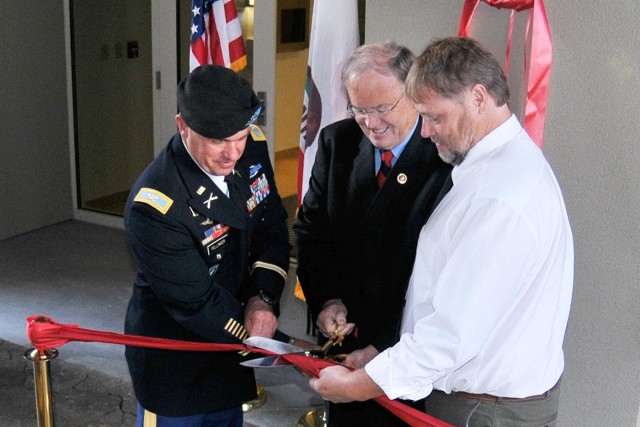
[70,373,90,389]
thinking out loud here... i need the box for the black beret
[177,65,262,139]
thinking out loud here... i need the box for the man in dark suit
[294,42,452,426]
[124,65,290,427]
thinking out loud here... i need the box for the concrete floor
[0,220,323,426]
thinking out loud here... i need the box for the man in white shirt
[309,36,574,427]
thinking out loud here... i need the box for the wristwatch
[258,290,278,307]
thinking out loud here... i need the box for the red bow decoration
[458,0,552,148]
[26,315,452,427]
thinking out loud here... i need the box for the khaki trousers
[423,384,560,427]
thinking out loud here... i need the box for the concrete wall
[0,0,72,240]
[366,1,640,426]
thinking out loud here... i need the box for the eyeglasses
[347,93,404,119]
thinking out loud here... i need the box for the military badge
[133,188,173,214]
[246,173,270,212]
[249,163,262,178]
[201,223,230,246]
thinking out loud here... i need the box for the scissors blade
[240,355,291,368]
[244,336,306,355]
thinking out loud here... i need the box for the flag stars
[190,0,247,70]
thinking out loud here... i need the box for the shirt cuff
[365,348,433,401]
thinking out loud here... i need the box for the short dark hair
[342,41,415,87]
[406,37,509,106]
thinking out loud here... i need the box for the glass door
[71,0,256,218]
[71,0,154,216]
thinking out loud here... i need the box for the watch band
[258,289,278,306]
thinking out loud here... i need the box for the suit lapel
[189,189,248,230]
[352,133,377,200]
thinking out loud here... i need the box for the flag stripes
[190,0,247,72]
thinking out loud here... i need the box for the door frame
[66,0,277,228]
[64,0,126,229]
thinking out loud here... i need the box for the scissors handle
[319,326,345,355]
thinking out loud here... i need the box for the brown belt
[453,380,560,403]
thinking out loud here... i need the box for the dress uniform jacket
[124,127,290,417]
[294,117,452,354]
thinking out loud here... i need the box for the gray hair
[341,41,415,88]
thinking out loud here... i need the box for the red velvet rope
[26,315,452,427]
[458,0,552,148]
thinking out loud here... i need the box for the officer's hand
[343,345,379,369]
[316,299,355,339]
[244,296,278,338]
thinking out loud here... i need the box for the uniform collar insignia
[203,193,218,209]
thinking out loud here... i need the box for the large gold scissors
[241,325,350,368]
[317,324,348,361]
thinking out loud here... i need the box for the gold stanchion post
[24,347,58,427]
[242,384,267,412]
[297,407,327,427]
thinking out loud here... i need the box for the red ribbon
[458,0,552,147]
[26,315,452,427]
[25,315,253,354]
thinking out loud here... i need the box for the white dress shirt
[365,115,574,401]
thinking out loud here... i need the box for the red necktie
[377,150,394,187]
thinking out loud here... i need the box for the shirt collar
[467,114,520,161]
[381,115,419,158]
[452,114,522,183]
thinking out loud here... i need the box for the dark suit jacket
[124,130,290,416]
[294,117,451,353]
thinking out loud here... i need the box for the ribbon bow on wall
[458,0,552,148]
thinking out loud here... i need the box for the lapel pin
[397,173,408,184]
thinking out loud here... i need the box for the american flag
[190,0,247,72]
